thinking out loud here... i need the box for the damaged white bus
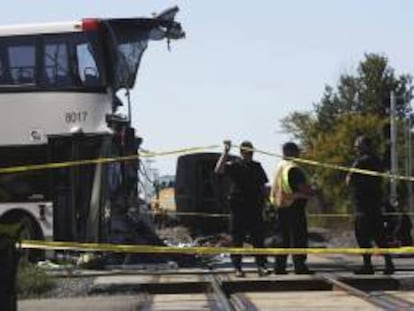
[0,7,184,260]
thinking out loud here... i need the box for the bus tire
[18,216,43,262]
[0,214,43,262]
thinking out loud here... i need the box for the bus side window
[0,47,11,86]
[44,43,72,87]
[76,43,100,87]
[0,59,3,83]
[8,45,35,85]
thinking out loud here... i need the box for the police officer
[215,140,269,277]
[270,142,313,274]
[346,136,394,274]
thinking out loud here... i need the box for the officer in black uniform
[346,136,394,274]
[215,140,269,277]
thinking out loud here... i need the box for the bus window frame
[0,32,107,93]
[2,36,37,87]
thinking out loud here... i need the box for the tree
[280,111,317,150]
[305,113,387,213]
[313,54,412,131]
[281,53,413,216]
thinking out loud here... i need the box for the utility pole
[407,112,413,213]
[390,91,398,207]
[144,158,157,202]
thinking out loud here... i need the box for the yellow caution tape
[238,144,414,182]
[139,145,220,158]
[0,145,220,174]
[19,239,414,255]
[151,210,229,218]
[149,209,414,218]
[0,141,408,183]
[150,210,348,218]
[0,141,411,183]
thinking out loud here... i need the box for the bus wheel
[18,216,42,262]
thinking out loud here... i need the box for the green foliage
[313,53,413,131]
[281,112,318,150]
[304,113,386,212]
[281,53,413,216]
[17,262,55,298]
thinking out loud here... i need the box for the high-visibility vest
[270,160,297,208]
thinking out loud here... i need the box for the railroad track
[88,269,414,310]
[19,254,414,311]
[321,274,414,310]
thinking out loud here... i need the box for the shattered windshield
[117,40,147,87]
[110,28,149,89]
[103,6,185,90]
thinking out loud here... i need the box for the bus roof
[0,6,185,40]
[0,21,85,37]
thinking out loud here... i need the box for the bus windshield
[103,6,185,90]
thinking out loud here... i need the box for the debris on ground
[157,226,193,246]
[194,233,232,247]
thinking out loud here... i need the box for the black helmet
[282,142,300,156]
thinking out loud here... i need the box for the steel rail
[216,272,257,311]
[230,293,259,311]
[205,274,234,311]
[87,268,414,310]
[322,274,414,310]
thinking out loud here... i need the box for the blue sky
[3,0,414,177]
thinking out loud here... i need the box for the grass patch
[17,261,55,298]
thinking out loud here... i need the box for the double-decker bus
[0,7,184,259]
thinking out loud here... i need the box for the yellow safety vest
[270,160,297,208]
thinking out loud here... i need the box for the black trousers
[275,204,308,270]
[354,212,393,266]
[230,211,265,269]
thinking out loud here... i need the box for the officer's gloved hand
[223,140,232,154]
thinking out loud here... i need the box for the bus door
[48,134,112,242]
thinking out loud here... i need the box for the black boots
[384,255,395,275]
[354,264,394,275]
[274,263,313,275]
[383,264,395,275]
[354,265,375,275]
[354,254,395,275]
[294,264,314,275]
